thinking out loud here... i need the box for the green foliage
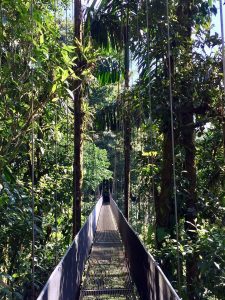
[83,141,112,194]
[195,222,225,298]
[0,0,76,172]
[1,0,225,299]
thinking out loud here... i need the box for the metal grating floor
[79,203,139,300]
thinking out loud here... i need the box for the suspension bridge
[37,195,180,300]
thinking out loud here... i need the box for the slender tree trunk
[156,129,173,243]
[177,1,199,297]
[155,129,174,279]
[73,0,83,237]
[123,3,131,220]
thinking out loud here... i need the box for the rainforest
[0,0,225,299]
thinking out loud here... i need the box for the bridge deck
[79,203,139,299]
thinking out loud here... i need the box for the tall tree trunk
[156,129,173,242]
[73,0,83,237]
[177,1,199,298]
[123,3,131,220]
[155,128,174,279]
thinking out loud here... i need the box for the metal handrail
[110,197,181,300]
[37,197,103,300]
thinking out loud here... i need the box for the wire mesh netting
[79,203,140,300]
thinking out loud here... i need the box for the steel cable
[146,0,156,226]
[166,0,181,291]
[30,0,35,298]
[219,0,225,161]
[54,0,59,265]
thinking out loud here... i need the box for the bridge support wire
[219,0,225,161]
[166,0,181,291]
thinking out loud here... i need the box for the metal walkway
[79,203,139,299]
[37,197,180,300]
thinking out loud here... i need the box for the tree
[1,1,225,299]
[176,1,199,297]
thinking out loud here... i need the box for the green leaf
[3,167,15,183]
[63,45,75,52]
[52,83,57,93]
[61,69,69,82]
[156,227,168,243]
[40,34,44,44]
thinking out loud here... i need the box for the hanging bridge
[37,196,180,300]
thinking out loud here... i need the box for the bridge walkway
[80,203,139,299]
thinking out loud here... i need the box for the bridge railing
[37,196,181,300]
[110,197,181,300]
[37,197,102,300]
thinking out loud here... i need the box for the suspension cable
[146,0,155,224]
[133,1,140,229]
[31,80,35,300]
[65,3,69,154]
[166,0,181,290]
[30,0,35,298]
[136,2,144,231]
[0,1,2,71]
[116,14,123,204]
[64,2,72,246]
[54,0,58,265]
[114,19,122,201]
[136,2,142,118]
[118,8,124,210]
[54,105,58,264]
[220,0,225,99]
[219,0,225,161]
